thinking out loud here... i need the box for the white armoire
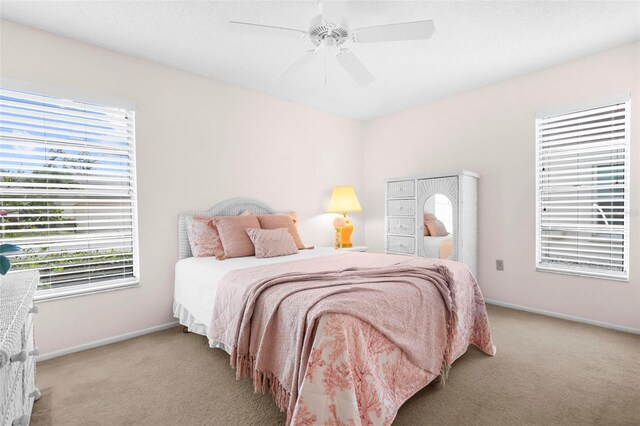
[384,171,479,277]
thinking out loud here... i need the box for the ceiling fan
[228,1,435,86]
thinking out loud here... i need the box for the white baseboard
[36,321,180,362]
[484,298,640,335]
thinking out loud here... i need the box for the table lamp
[327,186,362,248]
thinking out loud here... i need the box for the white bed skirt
[173,301,231,354]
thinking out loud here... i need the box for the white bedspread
[423,235,452,259]
[174,247,343,333]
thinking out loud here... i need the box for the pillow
[256,214,305,249]
[246,228,298,259]
[215,215,261,259]
[423,212,438,236]
[426,219,449,237]
[185,215,224,258]
[241,210,299,223]
[424,212,438,223]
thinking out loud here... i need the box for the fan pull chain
[324,47,327,85]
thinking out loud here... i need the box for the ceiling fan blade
[353,20,435,43]
[336,49,374,86]
[228,21,308,39]
[318,1,348,24]
[273,51,316,82]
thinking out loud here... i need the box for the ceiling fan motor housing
[308,15,349,46]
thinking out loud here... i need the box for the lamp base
[340,219,354,248]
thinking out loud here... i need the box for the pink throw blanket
[209,253,494,423]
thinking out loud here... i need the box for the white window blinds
[0,87,139,296]
[536,100,630,280]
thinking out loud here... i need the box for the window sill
[34,279,140,302]
[536,266,628,282]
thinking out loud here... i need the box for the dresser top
[384,170,479,182]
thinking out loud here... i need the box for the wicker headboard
[178,197,276,260]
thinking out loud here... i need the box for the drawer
[1,362,24,426]
[0,358,21,419]
[387,180,415,198]
[0,336,23,417]
[387,199,415,216]
[387,217,415,236]
[386,236,415,255]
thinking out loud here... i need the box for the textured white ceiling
[1,1,638,120]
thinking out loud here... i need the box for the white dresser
[385,172,478,277]
[0,271,40,426]
[385,179,418,256]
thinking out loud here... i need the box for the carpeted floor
[31,305,640,426]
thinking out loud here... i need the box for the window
[536,99,630,280]
[0,87,139,299]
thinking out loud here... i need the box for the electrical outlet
[496,260,504,271]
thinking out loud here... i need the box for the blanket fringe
[230,348,292,415]
[433,362,451,386]
[437,265,458,386]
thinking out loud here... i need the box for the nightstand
[334,246,368,252]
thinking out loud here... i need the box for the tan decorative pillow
[284,211,299,223]
[257,214,305,249]
[185,215,224,258]
[215,215,261,259]
[426,219,448,237]
[424,212,437,223]
[241,210,299,223]
[423,212,438,236]
[246,228,298,259]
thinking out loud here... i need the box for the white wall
[0,21,365,355]
[363,42,640,331]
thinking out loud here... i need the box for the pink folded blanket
[209,252,491,419]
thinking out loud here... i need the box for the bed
[174,198,495,425]
[423,235,453,259]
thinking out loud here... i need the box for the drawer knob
[29,305,39,314]
[10,350,27,363]
[29,347,40,357]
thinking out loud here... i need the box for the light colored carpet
[31,305,640,426]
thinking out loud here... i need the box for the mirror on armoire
[423,193,455,260]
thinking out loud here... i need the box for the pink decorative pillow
[185,215,224,258]
[256,214,305,249]
[423,212,438,236]
[215,215,261,259]
[241,210,299,223]
[426,219,448,237]
[424,212,437,223]
[246,228,298,259]
[284,211,299,223]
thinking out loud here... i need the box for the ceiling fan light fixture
[230,1,435,86]
[308,15,349,46]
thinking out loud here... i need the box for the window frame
[0,84,140,301]
[535,96,631,281]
